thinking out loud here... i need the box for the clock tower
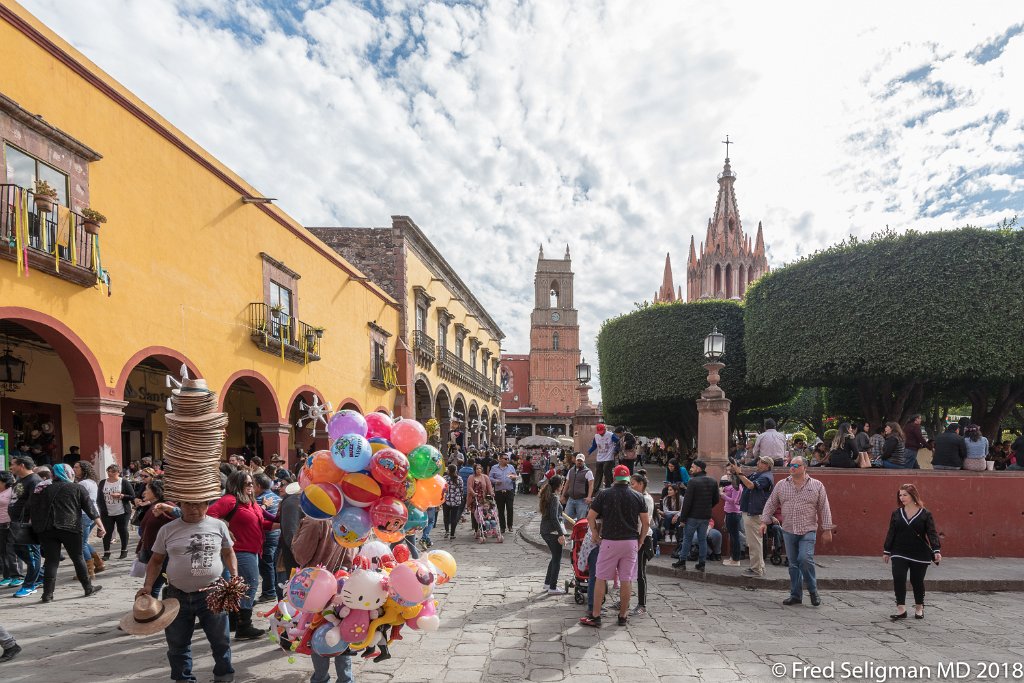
[528,244,581,416]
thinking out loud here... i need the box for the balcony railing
[413,329,436,369]
[0,184,99,287]
[247,302,322,364]
[438,347,501,406]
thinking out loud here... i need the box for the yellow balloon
[425,549,457,585]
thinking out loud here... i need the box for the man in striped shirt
[759,455,833,606]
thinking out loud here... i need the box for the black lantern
[704,327,725,361]
[0,344,27,393]
[576,357,591,385]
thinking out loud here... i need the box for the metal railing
[0,183,98,283]
[438,346,499,400]
[247,302,322,363]
[413,329,436,367]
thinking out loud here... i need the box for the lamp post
[696,327,731,478]
[572,356,600,455]
[0,342,27,397]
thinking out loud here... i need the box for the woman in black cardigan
[96,464,135,560]
[883,483,941,620]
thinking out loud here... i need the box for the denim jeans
[259,532,280,598]
[310,652,353,683]
[164,586,233,682]
[422,507,438,543]
[14,543,41,586]
[679,517,709,564]
[725,512,743,561]
[235,551,260,610]
[904,448,919,469]
[585,545,600,612]
[782,530,818,599]
[882,460,905,469]
[81,514,95,561]
[564,498,589,522]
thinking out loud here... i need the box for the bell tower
[529,244,581,416]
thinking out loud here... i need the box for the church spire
[754,221,765,258]
[538,243,544,260]
[656,253,676,302]
[565,244,571,260]
[688,235,697,266]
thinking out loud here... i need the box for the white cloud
[21,0,1024,402]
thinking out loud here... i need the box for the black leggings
[40,529,88,582]
[637,536,652,607]
[891,557,929,605]
[442,504,461,535]
[543,535,563,589]
[101,512,130,553]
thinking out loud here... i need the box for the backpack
[623,432,637,450]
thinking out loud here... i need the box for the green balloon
[407,445,442,479]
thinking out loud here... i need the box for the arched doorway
[219,371,281,465]
[434,385,452,451]
[480,407,490,450]
[452,394,467,452]
[0,308,107,468]
[116,349,201,469]
[287,386,330,459]
[467,402,480,449]
[413,375,433,424]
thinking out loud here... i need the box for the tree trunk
[968,382,1024,442]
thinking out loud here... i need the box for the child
[519,456,534,494]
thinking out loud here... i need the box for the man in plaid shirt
[759,455,833,606]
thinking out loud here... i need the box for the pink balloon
[390,420,427,454]
[364,412,394,441]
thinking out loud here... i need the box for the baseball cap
[613,464,630,481]
[575,453,585,462]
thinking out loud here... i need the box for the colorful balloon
[300,482,344,519]
[410,474,446,510]
[331,506,372,547]
[328,410,368,440]
[364,412,394,441]
[407,597,440,632]
[357,540,393,570]
[368,437,394,454]
[369,496,409,536]
[287,566,338,613]
[369,448,410,486]
[390,419,427,454]
[331,434,372,473]
[305,450,344,485]
[339,472,382,508]
[404,505,428,532]
[424,550,457,585]
[407,445,443,479]
[375,529,405,544]
[380,477,415,503]
[388,560,435,606]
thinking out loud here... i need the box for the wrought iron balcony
[437,347,500,405]
[413,329,436,369]
[247,302,322,364]
[0,184,100,287]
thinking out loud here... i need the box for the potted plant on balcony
[312,326,325,339]
[269,303,284,322]
[33,180,58,214]
[81,208,107,236]
[304,329,316,349]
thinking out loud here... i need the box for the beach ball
[407,445,443,479]
[311,623,347,657]
[388,560,435,606]
[424,550,457,585]
[364,412,394,441]
[300,482,344,519]
[328,410,368,440]
[357,540,394,570]
[369,448,409,486]
[331,506,372,548]
[404,505,428,532]
[288,566,337,613]
[375,529,406,544]
[381,477,416,503]
[410,474,446,510]
[298,467,312,490]
[339,472,381,508]
[306,450,344,485]
[331,434,372,473]
[369,496,408,536]
[368,437,394,454]
[390,419,427,454]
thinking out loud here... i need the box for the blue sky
[22,0,1024,401]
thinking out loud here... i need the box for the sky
[22,0,1024,402]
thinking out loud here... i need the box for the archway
[337,397,363,413]
[467,401,480,449]
[725,263,733,298]
[116,349,202,468]
[413,374,433,424]
[219,370,281,465]
[452,394,467,452]
[480,407,490,449]
[434,385,452,450]
[714,264,722,295]
[287,385,330,460]
[0,307,108,468]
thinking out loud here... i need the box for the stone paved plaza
[2,496,1022,683]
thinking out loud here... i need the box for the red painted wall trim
[217,369,281,423]
[114,346,202,398]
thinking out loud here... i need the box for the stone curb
[516,515,1024,593]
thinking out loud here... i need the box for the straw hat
[120,594,180,636]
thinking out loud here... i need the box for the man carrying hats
[136,497,237,683]
[579,464,649,628]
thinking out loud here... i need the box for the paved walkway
[1,496,1022,682]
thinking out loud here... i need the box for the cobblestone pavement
[2,496,1022,682]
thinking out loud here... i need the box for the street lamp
[704,327,725,360]
[0,342,27,396]
[576,357,591,385]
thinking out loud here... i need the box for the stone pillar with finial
[696,327,731,482]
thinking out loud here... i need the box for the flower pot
[314,329,324,339]
[305,333,316,348]
[83,219,101,236]
[33,194,55,214]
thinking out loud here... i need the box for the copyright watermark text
[770,661,1024,681]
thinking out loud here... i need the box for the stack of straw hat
[162,371,227,503]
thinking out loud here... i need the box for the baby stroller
[565,518,591,605]
[474,495,503,543]
[765,522,788,566]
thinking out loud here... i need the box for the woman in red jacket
[207,470,278,640]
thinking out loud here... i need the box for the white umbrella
[518,435,560,447]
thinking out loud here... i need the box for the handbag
[129,558,147,578]
[9,520,36,545]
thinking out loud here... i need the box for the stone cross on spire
[722,134,733,160]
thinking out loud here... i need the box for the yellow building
[0,1,400,468]
[311,217,504,451]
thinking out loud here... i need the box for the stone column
[696,362,731,481]
[572,383,601,463]
[259,422,292,468]
[73,397,128,468]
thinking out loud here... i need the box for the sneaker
[443,532,449,539]
[743,568,764,577]
[722,559,741,566]
[630,606,647,616]
[617,615,629,626]
[0,579,13,588]
[546,587,567,595]
[694,563,706,572]
[578,615,601,628]
[8,579,24,588]
[258,594,277,603]
[0,643,21,663]
[13,585,37,598]
[672,560,686,570]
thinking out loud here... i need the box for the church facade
[654,153,769,303]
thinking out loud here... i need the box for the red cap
[595,423,606,435]
[613,464,631,480]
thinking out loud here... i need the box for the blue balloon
[404,505,428,532]
[331,434,372,473]
[311,623,348,657]
[331,506,372,546]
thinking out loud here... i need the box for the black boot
[234,608,263,640]
[40,578,56,603]
[229,611,238,632]
[79,575,103,597]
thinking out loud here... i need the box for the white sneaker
[547,587,567,595]
[722,559,742,566]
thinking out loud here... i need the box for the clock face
[550,311,560,322]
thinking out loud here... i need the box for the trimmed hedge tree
[598,300,786,446]
[744,226,1024,437]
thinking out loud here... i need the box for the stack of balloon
[262,410,457,663]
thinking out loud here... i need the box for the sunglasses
[788,463,803,469]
